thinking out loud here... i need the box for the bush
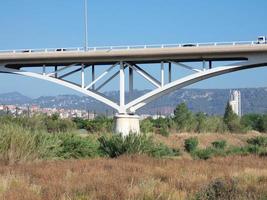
[72,117,88,129]
[98,134,178,158]
[150,144,180,157]
[246,145,262,154]
[212,140,227,150]
[226,146,250,156]
[184,137,199,152]
[247,136,267,147]
[192,148,215,160]
[85,116,114,133]
[56,134,100,159]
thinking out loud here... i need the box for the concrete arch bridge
[0,41,267,135]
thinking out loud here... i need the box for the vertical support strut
[129,67,133,96]
[92,65,95,90]
[55,66,58,78]
[209,61,212,69]
[81,64,85,88]
[161,61,164,87]
[42,65,46,75]
[168,62,172,83]
[120,61,125,113]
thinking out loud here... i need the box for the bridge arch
[0,66,120,111]
[125,60,267,112]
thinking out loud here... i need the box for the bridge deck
[1,44,267,68]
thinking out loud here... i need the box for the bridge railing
[0,40,263,54]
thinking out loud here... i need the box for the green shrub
[184,137,199,152]
[98,134,178,158]
[72,117,88,129]
[247,136,267,147]
[149,144,180,157]
[57,134,100,159]
[192,148,214,160]
[212,140,227,150]
[86,116,114,133]
[45,116,76,133]
[226,146,250,156]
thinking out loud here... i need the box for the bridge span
[1,41,267,135]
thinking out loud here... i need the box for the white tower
[229,90,242,116]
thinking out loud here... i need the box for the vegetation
[73,116,114,133]
[0,114,76,133]
[98,134,179,158]
[0,155,267,199]
[184,136,267,160]
[140,102,267,135]
[0,118,182,164]
[223,102,242,132]
[0,112,267,199]
[212,140,227,150]
[184,137,199,152]
[1,95,267,200]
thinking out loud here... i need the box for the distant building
[229,90,242,116]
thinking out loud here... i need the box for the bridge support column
[114,114,140,136]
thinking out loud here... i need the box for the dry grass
[0,155,267,200]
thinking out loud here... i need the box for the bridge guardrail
[0,40,263,54]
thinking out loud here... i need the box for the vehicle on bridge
[257,36,266,44]
[182,44,196,47]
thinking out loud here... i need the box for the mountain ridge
[0,88,266,115]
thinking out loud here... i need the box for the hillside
[0,88,267,115]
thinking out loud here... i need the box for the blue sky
[0,0,267,97]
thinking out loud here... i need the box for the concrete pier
[115,114,140,136]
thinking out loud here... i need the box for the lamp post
[84,0,88,51]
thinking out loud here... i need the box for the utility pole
[84,0,88,51]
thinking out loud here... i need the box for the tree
[223,103,241,133]
[73,117,87,129]
[257,114,267,133]
[195,112,207,133]
[241,114,263,132]
[263,115,267,133]
[174,103,194,132]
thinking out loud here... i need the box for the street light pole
[84,0,88,51]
